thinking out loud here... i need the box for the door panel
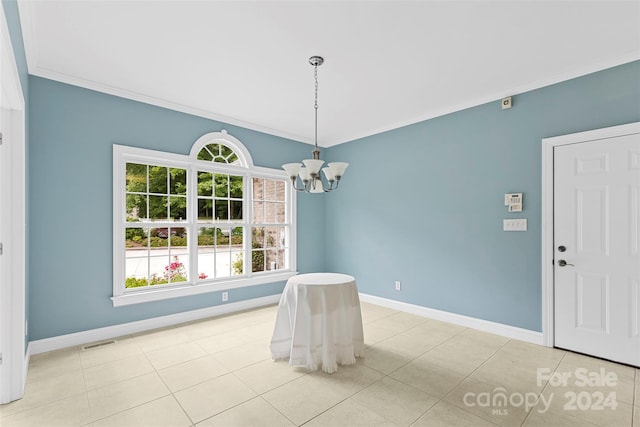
[575,272,609,332]
[554,132,640,367]
[576,186,609,255]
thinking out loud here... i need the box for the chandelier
[282,56,348,193]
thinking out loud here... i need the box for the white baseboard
[359,293,543,345]
[29,292,543,355]
[29,294,280,355]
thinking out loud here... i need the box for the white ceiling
[17,1,640,147]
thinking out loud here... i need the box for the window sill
[111,271,296,307]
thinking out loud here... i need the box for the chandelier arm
[290,177,307,192]
[322,184,333,193]
[319,176,335,192]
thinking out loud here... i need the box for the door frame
[0,4,27,403]
[541,121,640,348]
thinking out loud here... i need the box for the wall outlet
[222,291,228,302]
[395,281,401,291]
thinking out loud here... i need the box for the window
[124,163,189,288]
[113,131,296,306]
[251,177,288,273]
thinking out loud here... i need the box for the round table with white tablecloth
[270,273,364,373]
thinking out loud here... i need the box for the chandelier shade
[282,56,348,193]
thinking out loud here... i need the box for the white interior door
[0,4,27,403]
[554,131,640,367]
[0,96,4,400]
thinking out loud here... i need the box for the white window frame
[112,131,297,306]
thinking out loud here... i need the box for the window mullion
[245,172,253,277]
[213,218,218,279]
[188,166,197,285]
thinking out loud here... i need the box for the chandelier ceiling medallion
[282,56,348,193]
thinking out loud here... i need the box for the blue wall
[28,77,325,340]
[5,0,639,340]
[325,61,640,332]
[22,61,640,340]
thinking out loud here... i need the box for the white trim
[542,122,640,147]
[359,294,543,345]
[30,67,313,145]
[111,271,295,307]
[30,294,281,355]
[541,122,640,349]
[114,143,190,166]
[23,343,30,387]
[541,137,555,348]
[0,3,27,403]
[190,130,254,168]
[333,53,640,148]
[34,292,545,355]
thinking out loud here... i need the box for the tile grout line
[2,347,90,422]
[423,336,513,427]
[351,319,473,426]
[271,309,411,426]
[143,341,197,427]
[324,312,469,425]
[136,313,291,426]
[366,317,509,425]
[633,369,637,426]
[254,394,299,427]
[517,350,569,426]
[77,344,96,424]
[83,338,174,425]
[428,333,568,426]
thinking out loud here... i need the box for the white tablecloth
[270,273,364,373]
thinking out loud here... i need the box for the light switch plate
[503,218,527,231]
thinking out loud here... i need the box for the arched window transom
[197,143,240,164]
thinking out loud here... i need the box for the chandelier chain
[314,63,319,149]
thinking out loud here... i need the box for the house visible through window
[252,177,287,273]
[113,131,296,306]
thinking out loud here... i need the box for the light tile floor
[1,302,638,426]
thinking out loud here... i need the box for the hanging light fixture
[282,56,348,193]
